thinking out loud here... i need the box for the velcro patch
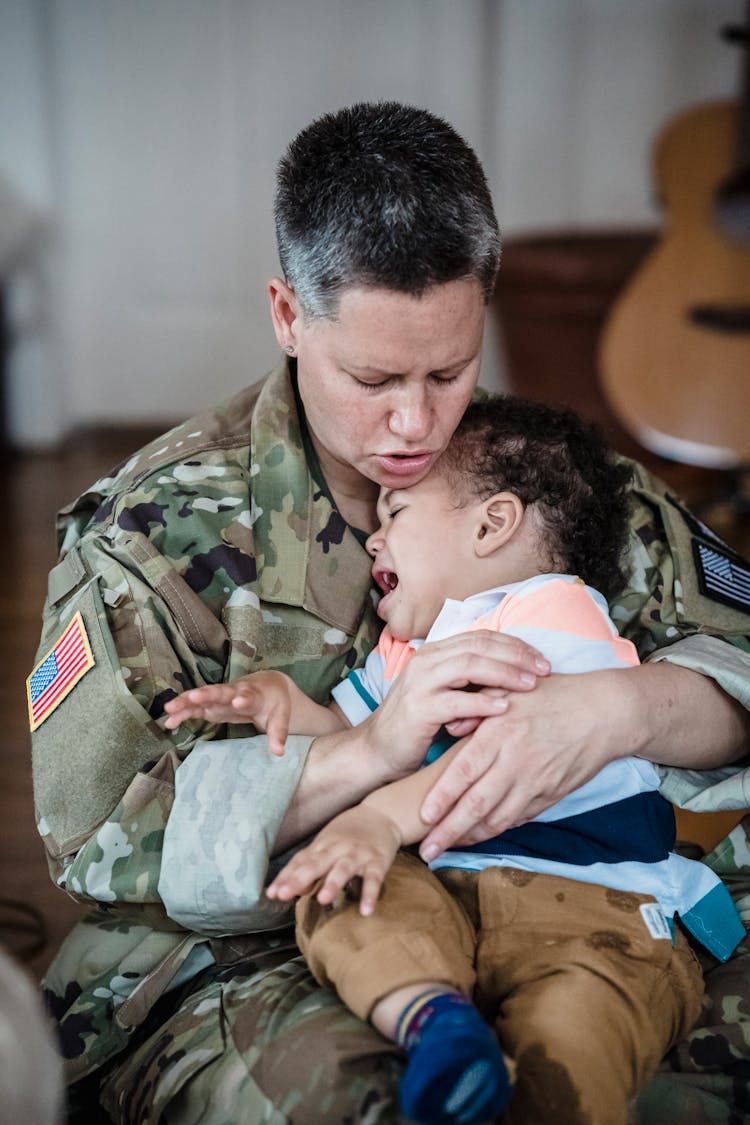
[692,539,750,614]
[27,612,95,731]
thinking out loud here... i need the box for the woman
[34,102,750,1124]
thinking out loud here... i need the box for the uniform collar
[250,359,374,633]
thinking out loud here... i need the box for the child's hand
[266,806,402,916]
[163,671,293,755]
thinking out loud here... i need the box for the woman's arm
[416,662,750,860]
[615,660,750,768]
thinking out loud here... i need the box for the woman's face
[272,279,485,499]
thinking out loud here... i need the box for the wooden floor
[0,430,749,984]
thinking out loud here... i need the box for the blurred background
[0,0,744,448]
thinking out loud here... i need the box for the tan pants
[297,851,704,1125]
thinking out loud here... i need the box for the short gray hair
[274,102,500,319]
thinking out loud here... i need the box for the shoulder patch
[692,539,750,615]
[666,493,750,615]
[27,612,95,731]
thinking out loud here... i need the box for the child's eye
[389,507,403,520]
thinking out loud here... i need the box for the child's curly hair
[442,396,633,598]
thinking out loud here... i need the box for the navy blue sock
[396,990,512,1124]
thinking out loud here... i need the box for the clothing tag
[26,611,95,731]
[692,539,750,614]
[640,902,672,940]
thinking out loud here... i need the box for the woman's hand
[362,629,550,778]
[417,669,630,860]
[267,805,402,916]
[416,659,750,860]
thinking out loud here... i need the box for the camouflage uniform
[30,360,750,1123]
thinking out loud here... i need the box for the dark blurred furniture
[493,229,657,459]
[492,228,747,509]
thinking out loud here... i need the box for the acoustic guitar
[599,11,750,468]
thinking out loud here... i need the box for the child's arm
[163,670,348,755]
[266,740,464,913]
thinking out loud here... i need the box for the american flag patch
[693,540,750,615]
[26,612,95,731]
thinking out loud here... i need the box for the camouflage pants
[633,933,750,1125]
[92,935,404,1125]
[72,935,750,1125]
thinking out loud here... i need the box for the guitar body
[600,99,750,467]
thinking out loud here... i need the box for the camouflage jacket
[32,360,750,1082]
[32,361,380,898]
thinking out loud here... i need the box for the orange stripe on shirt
[378,627,418,682]
[470,578,639,667]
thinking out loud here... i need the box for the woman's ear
[269,277,302,353]
[474,492,525,558]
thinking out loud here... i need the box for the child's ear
[474,492,524,558]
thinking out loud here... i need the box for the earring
[286,345,296,356]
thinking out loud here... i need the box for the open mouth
[373,566,398,595]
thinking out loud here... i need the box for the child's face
[365,468,482,640]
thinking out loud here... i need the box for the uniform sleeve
[610,463,750,809]
[610,462,750,673]
[31,538,199,866]
[30,520,311,927]
[157,737,312,934]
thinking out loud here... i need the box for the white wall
[492,0,743,232]
[0,0,66,444]
[0,0,743,446]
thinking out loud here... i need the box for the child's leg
[296,850,477,1019]
[465,867,705,1125]
[296,850,512,1124]
[386,985,512,1125]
